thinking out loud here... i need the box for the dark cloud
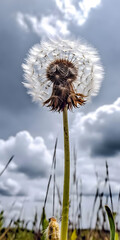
[72,98,120,157]
[0,0,63,140]
[0,9,38,113]
[0,176,26,196]
[0,189,12,196]
[17,165,49,179]
[70,0,120,108]
[0,188,26,197]
[92,135,120,157]
[0,0,120,141]
[16,190,27,196]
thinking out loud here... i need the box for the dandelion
[22,38,103,240]
[22,39,103,112]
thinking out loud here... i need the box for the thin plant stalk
[61,106,70,240]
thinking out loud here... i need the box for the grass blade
[52,138,57,216]
[105,205,115,240]
[0,155,14,176]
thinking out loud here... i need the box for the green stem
[61,106,70,240]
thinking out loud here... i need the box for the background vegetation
[0,142,120,240]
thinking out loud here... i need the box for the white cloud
[0,130,64,224]
[72,97,120,157]
[79,0,101,18]
[0,131,52,178]
[16,12,70,37]
[54,0,101,25]
[0,178,22,196]
[0,130,64,206]
[16,0,101,37]
[16,12,29,32]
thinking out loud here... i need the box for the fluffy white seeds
[22,39,104,105]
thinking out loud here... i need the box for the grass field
[0,146,119,240]
[0,228,114,240]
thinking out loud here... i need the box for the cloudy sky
[0,0,120,228]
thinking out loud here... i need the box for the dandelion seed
[22,39,103,112]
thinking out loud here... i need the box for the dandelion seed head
[22,38,104,111]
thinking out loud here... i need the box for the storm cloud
[72,98,120,157]
[0,0,120,140]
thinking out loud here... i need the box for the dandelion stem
[61,106,70,240]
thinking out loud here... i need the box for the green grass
[0,228,118,240]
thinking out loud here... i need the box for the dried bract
[46,217,60,240]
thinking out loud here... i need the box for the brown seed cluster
[44,59,86,112]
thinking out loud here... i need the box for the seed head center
[44,59,85,111]
[46,59,78,84]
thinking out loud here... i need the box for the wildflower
[22,39,103,111]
